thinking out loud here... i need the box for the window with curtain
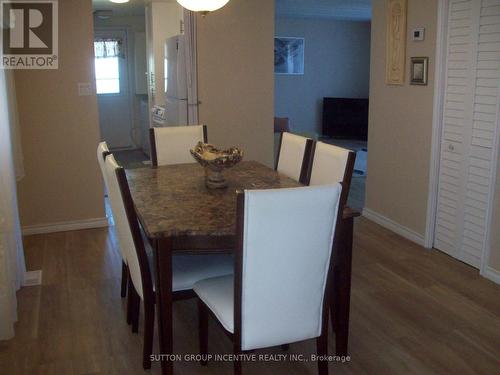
[94,39,123,95]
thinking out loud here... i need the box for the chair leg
[126,276,134,325]
[198,299,209,366]
[233,343,242,375]
[130,284,140,333]
[132,299,140,334]
[143,301,155,370]
[121,262,128,298]
[330,303,336,333]
[316,333,328,375]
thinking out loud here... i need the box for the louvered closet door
[435,0,500,268]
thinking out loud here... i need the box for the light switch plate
[78,82,92,96]
[412,28,425,41]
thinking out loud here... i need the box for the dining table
[126,160,360,375]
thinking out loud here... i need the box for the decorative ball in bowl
[190,142,243,189]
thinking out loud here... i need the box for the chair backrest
[308,142,355,208]
[104,154,153,303]
[150,125,207,167]
[97,141,110,187]
[276,132,313,183]
[235,184,342,351]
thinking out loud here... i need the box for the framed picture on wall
[386,0,407,85]
[410,57,429,85]
[274,37,305,75]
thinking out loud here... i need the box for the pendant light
[176,0,230,15]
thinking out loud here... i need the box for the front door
[94,29,133,149]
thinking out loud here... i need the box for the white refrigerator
[164,35,188,126]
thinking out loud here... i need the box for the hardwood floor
[112,149,150,170]
[1,218,499,375]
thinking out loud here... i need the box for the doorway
[94,29,134,149]
[273,1,372,210]
[92,0,187,165]
[92,0,151,168]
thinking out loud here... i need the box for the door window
[94,39,122,95]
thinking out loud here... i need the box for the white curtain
[184,9,199,125]
[94,38,124,59]
[0,69,26,340]
[6,72,24,180]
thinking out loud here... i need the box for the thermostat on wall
[412,28,425,41]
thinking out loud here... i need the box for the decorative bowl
[190,142,243,189]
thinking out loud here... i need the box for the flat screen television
[322,98,369,140]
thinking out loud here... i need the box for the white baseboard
[362,208,426,247]
[22,217,108,235]
[481,266,500,285]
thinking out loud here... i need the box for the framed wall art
[410,57,429,85]
[386,0,407,85]
[274,37,305,75]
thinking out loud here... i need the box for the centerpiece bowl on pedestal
[190,142,243,189]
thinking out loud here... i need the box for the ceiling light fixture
[109,0,129,4]
[176,0,230,15]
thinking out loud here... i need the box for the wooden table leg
[154,237,174,375]
[331,216,354,356]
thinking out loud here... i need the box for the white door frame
[481,90,500,282]
[424,0,449,249]
[426,0,500,282]
[480,42,500,282]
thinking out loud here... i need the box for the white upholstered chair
[97,141,109,182]
[149,125,207,167]
[97,141,130,298]
[308,142,356,209]
[103,153,233,370]
[97,141,111,199]
[194,184,342,375]
[276,132,314,183]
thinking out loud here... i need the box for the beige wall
[15,0,104,227]
[365,0,438,235]
[197,0,274,167]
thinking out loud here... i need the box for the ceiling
[275,0,372,21]
[92,0,148,17]
[92,0,371,21]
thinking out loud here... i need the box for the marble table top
[126,161,302,239]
